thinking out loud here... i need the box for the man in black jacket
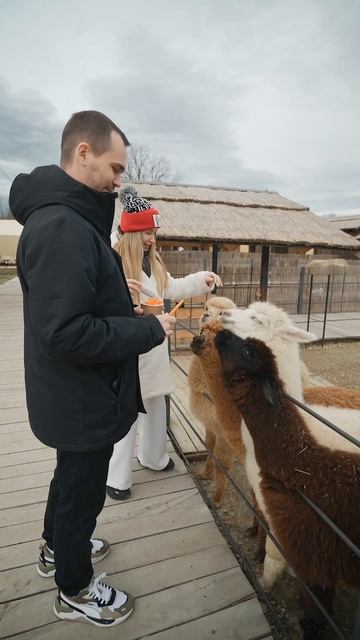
[9,110,175,628]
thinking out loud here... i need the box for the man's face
[85,131,127,193]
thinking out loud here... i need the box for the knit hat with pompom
[119,186,161,232]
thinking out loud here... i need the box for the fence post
[247,258,254,305]
[260,245,270,301]
[307,274,314,332]
[354,600,360,640]
[322,274,331,344]
[297,266,305,314]
[340,271,346,312]
[212,241,219,294]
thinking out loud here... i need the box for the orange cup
[141,298,164,316]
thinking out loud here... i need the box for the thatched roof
[327,215,360,232]
[115,182,359,250]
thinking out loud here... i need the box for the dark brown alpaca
[214,328,360,637]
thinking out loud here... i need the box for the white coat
[139,269,214,399]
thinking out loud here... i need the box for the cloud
[86,30,276,190]
[0,0,359,212]
[0,77,61,194]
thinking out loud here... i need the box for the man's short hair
[61,110,130,165]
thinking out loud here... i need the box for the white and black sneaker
[37,538,110,578]
[54,573,134,627]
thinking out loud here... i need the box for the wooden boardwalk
[291,312,360,341]
[0,278,272,640]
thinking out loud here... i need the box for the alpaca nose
[221,311,232,324]
[191,335,205,354]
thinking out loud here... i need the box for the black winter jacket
[10,165,165,451]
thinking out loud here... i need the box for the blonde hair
[115,231,168,303]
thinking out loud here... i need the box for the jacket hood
[9,165,117,241]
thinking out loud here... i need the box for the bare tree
[123,144,172,183]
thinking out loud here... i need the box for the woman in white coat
[106,187,221,500]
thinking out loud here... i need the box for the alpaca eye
[242,346,252,358]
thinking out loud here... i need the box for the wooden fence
[162,250,360,314]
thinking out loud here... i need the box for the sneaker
[106,486,131,501]
[37,538,110,578]
[54,572,134,627]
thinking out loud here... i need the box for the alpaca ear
[261,375,280,409]
[278,326,317,344]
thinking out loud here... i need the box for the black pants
[42,445,114,596]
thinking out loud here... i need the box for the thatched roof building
[114,183,359,251]
[327,215,360,238]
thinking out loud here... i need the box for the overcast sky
[0,0,359,214]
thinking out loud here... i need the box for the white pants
[107,395,169,490]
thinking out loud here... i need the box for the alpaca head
[215,330,281,409]
[221,302,316,345]
[199,296,236,329]
[220,302,316,399]
[191,319,223,365]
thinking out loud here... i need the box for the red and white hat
[119,186,161,233]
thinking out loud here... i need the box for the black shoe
[106,486,131,500]
[162,457,175,471]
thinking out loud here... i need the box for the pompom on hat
[119,186,161,232]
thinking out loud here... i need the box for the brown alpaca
[188,296,239,506]
[190,318,246,507]
[214,328,360,636]
[304,386,360,409]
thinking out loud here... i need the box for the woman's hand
[205,272,222,287]
[126,278,142,295]
[134,305,144,316]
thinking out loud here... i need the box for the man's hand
[155,313,176,337]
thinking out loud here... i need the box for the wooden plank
[1,536,236,604]
[0,519,222,573]
[0,406,29,425]
[0,489,211,547]
[0,448,54,468]
[139,599,271,640]
[0,475,195,529]
[0,458,55,480]
[170,407,197,454]
[0,455,187,505]
[0,438,45,455]
[0,452,185,495]
[0,568,253,639]
[0,442,175,479]
[0,469,53,494]
[0,429,37,444]
[0,361,23,371]
[170,397,205,454]
[0,421,30,435]
[0,388,26,401]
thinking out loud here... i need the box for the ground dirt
[189,342,360,639]
[301,341,360,390]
